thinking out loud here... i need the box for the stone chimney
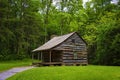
[50,35,57,39]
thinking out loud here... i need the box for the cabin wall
[53,33,87,65]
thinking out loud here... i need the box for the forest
[0,0,120,66]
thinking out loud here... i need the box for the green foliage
[7,66,120,80]
[0,0,42,60]
[85,1,120,65]
[96,21,120,65]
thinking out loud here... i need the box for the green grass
[0,59,33,72]
[7,66,120,80]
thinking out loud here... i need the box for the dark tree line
[0,0,120,65]
[0,0,43,60]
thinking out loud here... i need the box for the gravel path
[0,66,34,80]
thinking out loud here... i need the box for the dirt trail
[0,66,34,80]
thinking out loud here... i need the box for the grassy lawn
[7,66,120,80]
[0,59,33,72]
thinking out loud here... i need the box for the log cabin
[32,32,88,66]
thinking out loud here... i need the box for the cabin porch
[32,50,63,66]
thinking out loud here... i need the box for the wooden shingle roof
[32,32,87,52]
[32,32,75,52]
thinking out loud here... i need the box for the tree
[0,0,43,60]
[93,3,120,65]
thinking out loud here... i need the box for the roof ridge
[54,32,76,38]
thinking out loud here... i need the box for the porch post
[38,52,40,60]
[49,50,52,63]
[41,51,43,62]
[32,53,34,63]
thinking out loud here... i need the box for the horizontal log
[63,59,87,63]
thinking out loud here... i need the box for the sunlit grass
[7,66,120,80]
[0,59,33,72]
